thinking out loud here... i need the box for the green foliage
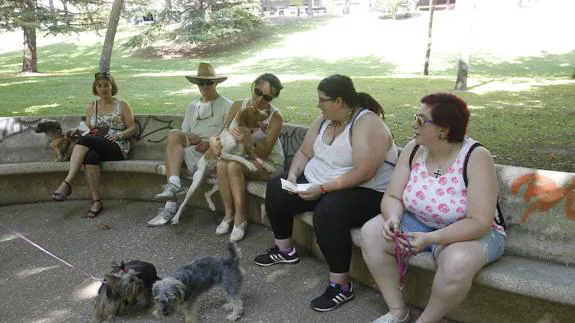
[373,0,417,18]
[123,0,263,48]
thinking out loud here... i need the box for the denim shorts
[400,210,506,265]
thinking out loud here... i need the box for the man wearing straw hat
[147,62,232,226]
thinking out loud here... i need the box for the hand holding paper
[281,178,312,193]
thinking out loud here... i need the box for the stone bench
[1,115,574,322]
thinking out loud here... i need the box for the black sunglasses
[197,79,215,86]
[94,72,110,79]
[254,88,274,102]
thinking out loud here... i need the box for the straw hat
[185,62,227,84]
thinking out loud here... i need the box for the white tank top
[304,109,398,192]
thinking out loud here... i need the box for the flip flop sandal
[85,200,104,218]
[52,180,72,202]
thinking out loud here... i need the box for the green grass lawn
[1,15,574,172]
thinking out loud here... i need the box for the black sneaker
[310,282,354,312]
[254,246,300,266]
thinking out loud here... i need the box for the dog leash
[393,231,413,290]
[1,223,101,281]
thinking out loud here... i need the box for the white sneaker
[215,218,233,235]
[372,309,410,323]
[147,208,176,227]
[154,183,184,201]
[229,222,247,242]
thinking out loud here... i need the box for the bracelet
[319,185,327,195]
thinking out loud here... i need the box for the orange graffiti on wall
[511,173,575,223]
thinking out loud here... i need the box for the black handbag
[88,100,110,137]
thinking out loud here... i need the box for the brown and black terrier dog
[94,260,161,322]
[35,119,81,162]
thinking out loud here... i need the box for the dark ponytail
[357,92,385,120]
[318,75,385,119]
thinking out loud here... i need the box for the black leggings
[265,173,383,273]
[76,135,124,165]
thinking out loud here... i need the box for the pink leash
[393,231,413,290]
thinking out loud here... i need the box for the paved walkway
[0,200,456,323]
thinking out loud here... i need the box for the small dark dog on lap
[94,260,160,322]
[35,119,81,162]
[153,242,244,322]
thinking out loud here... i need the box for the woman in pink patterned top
[361,93,506,323]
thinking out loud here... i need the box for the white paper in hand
[280,178,312,193]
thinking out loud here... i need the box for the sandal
[52,181,72,202]
[85,200,104,218]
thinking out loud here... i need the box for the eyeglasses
[318,97,333,105]
[254,88,274,102]
[197,79,215,86]
[196,102,214,120]
[94,72,110,79]
[414,114,433,127]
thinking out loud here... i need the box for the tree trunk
[308,0,313,16]
[48,0,58,26]
[572,65,575,79]
[423,0,435,76]
[99,0,124,73]
[22,26,38,73]
[62,0,71,25]
[454,0,475,91]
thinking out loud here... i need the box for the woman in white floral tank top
[51,73,136,218]
[362,93,506,323]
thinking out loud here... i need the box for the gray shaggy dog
[153,242,243,322]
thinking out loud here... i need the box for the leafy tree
[372,0,417,19]
[0,0,109,73]
[124,0,263,49]
[290,0,303,16]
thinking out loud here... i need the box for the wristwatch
[320,185,327,195]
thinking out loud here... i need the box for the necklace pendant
[433,168,443,178]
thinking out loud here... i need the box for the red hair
[421,93,469,142]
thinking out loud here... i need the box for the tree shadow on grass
[440,50,575,79]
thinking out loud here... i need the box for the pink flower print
[447,187,456,195]
[451,177,459,184]
[425,205,433,212]
[461,189,467,197]
[432,213,442,220]
[411,199,418,206]
[459,199,466,205]
[435,219,445,225]
[420,171,427,178]
[413,176,418,183]
[448,167,455,173]
[450,200,456,205]
[456,159,460,164]
[436,188,445,196]
[458,167,464,174]
[456,207,465,214]
[422,185,428,190]
[406,184,412,193]
[428,178,433,183]
[413,162,420,171]
[416,191,425,200]
[438,203,450,213]
[439,177,448,185]
[432,198,436,203]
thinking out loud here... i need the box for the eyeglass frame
[253,88,274,102]
[414,114,434,127]
[197,79,215,87]
[318,97,334,105]
[196,101,214,120]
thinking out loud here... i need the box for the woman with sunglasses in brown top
[210,73,285,242]
[51,72,136,218]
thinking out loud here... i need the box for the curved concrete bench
[1,115,574,322]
